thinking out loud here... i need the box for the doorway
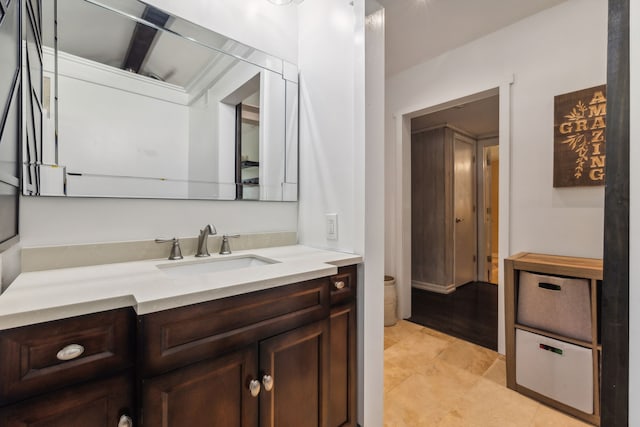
[409,93,500,350]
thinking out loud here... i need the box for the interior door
[453,134,477,286]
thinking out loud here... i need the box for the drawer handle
[334,280,346,290]
[118,414,133,427]
[249,379,261,397]
[539,343,564,356]
[262,374,274,392]
[538,282,561,291]
[56,344,85,361]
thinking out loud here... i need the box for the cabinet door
[0,374,133,427]
[142,346,258,427]
[259,320,329,427]
[329,303,357,427]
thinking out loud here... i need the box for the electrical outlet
[326,213,338,240]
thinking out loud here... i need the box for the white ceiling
[376,0,569,77]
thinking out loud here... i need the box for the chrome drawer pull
[334,280,346,290]
[118,414,133,427]
[56,344,85,361]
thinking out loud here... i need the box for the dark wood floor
[409,282,498,351]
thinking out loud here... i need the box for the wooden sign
[553,85,606,187]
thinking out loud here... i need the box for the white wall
[297,0,357,252]
[629,0,638,424]
[385,0,607,353]
[50,52,190,198]
[57,80,188,181]
[297,0,384,425]
[19,0,300,247]
[361,3,385,426]
[20,197,297,246]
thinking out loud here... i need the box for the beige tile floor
[384,320,592,427]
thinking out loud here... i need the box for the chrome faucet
[219,234,240,255]
[196,224,217,257]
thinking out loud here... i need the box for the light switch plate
[326,213,338,240]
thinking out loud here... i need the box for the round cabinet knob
[56,344,85,361]
[455,217,463,223]
[334,280,346,290]
[249,379,261,397]
[118,414,133,427]
[262,374,274,392]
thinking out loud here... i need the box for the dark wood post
[602,0,630,425]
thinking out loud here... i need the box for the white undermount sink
[157,255,278,277]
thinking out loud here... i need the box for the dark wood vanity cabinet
[142,320,331,427]
[328,265,358,427]
[0,308,136,426]
[139,277,334,427]
[140,266,357,427]
[0,266,358,427]
[0,374,134,427]
[142,346,259,427]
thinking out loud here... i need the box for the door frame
[393,79,513,354]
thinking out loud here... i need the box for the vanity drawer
[140,278,330,377]
[0,372,134,427]
[0,308,135,405]
[330,265,357,306]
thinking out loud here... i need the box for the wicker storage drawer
[517,271,591,341]
[516,329,593,414]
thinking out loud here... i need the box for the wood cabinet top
[506,252,603,280]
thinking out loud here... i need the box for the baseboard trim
[412,280,456,294]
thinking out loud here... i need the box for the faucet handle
[219,234,240,255]
[155,238,183,260]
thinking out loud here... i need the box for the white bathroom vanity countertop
[0,245,362,330]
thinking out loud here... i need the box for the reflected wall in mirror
[24,0,298,201]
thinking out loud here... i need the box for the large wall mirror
[24,0,298,201]
[0,0,23,252]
